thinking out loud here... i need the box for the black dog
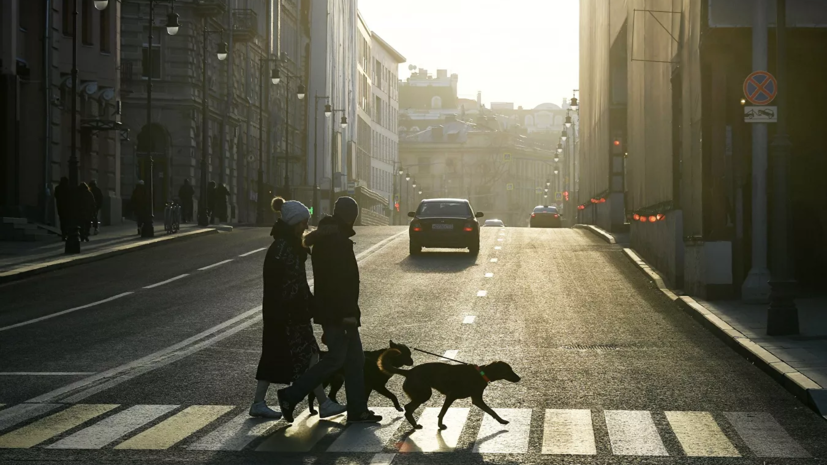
[379,350,520,430]
[308,340,414,415]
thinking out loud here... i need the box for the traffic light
[309,207,314,216]
[563,191,569,201]
[394,201,400,212]
[612,133,623,155]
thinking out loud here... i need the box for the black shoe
[347,411,383,424]
[276,389,296,423]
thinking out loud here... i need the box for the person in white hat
[250,200,346,419]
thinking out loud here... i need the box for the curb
[0,228,220,285]
[573,224,616,244]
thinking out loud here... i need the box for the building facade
[1,0,122,231]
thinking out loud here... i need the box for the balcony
[232,9,257,42]
[193,0,226,18]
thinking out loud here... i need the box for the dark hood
[304,215,355,247]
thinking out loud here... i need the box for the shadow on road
[399,252,478,273]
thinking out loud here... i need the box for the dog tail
[378,348,409,377]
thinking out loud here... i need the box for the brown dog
[379,350,521,430]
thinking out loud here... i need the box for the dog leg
[404,402,423,430]
[374,385,404,412]
[437,397,457,430]
[472,395,508,425]
[328,375,344,403]
[308,392,317,416]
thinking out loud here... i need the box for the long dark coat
[256,220,318,385]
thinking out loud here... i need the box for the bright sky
[357,0,579,109]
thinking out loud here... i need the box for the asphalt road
[0,225,825,465]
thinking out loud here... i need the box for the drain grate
[560,344,621,351]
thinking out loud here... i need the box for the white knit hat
[280,200,310,226]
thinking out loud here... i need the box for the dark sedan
[408,199,483,255]
[530,205,562,228]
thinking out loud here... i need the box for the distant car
[409,198,483,255]
[482,219,505,228]
[530,205,562,228]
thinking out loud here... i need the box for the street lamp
[255,55,279,226]
[554,156,559,163]
[554,167,559,174]
[557,142,563,154]
[217,42,228,61]
[340,116,348,129]
[565,115,572,128]
[546,179,550,187]
[275,68,305,198]
[271,68,280,85]
[561,129,568,142]
[93,0,108,10]
[324,103,332,118]
[326,107,348,213]
[570,96,578,111]
[312,96,332,223]
[197,26,226,227]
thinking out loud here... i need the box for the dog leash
[411,347,490,383]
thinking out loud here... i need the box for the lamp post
[255,57,280,225]
[311,96,331,223]
[274,68,305,199]
[196,27,228,227]
[328,108,347,213]
[403,172,410,218]
[141,0,179,237]
[390,163,403,225]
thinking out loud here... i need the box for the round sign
[743,71,777,105]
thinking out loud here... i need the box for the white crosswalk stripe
[255,409,346,452]
[725,411,811,458]
[541,409,596,455]
[0,403,61,433]
[47,405,178,449]
[189,411,284,451]
[604,410,668,456]
[665,411,739,457]
[327,407,405,452]
[399,407,469,453]
[473,408,532,454]
[114,405,233,450]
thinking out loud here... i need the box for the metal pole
[141,0,155,237]
[312,95,320,223]
[742,0,771,302]
[767,0,798,334]
[65,0,80,254]
[197,23,209,226]
[283,74,290,198]
[256,59,265,225]
[329,109,336,213]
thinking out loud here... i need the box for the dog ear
[389,340,397,348]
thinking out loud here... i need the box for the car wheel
[469,243,480,255]
[410,242,422,255]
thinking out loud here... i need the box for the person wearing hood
[250,200,346,419]
[277,197,381,424]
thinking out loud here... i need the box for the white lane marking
[497,238,504,242]
[47,405,178,449]
[0,292,134,333]
[189,411,284,451]
[494,246,502,250]
[327,407,404,452]
[0,372,94,376]
[490,258,498,263]
[256,409,346,452]
[239,247,267,257]
[604,410,668,456]
[441,350,459,362]
[485,273,494,278]
[114,405,233,450]
[724,412,810,458]
[463,316,476,324]
[143,274,189,289]
[499,232,505,236]
[369,452,397,465]
[477,290,487,297]
[665,411,739,457]
[473,408,532,454]
[399,408,469,452]
[198,259,233,271]
[542,409,596,455]
[0,403,61,432]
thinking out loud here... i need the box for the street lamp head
[324,104,332,117]
[546,180,550,187]
[405,173,410,181]
[340,115,348,129]
[297,84,306,100]
[557,144,563,154]
[217,42,229,61]
[93,0,109,11]
[565,115,572,128]
[166,12,180,36]
[418,190,422,195]
[561,129,568,142]
[554,168,559,174]
[570,96,578,111]
[271,68,280,85]
[398,168,404,175]
[554,156,559,163]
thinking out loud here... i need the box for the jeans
[282,325,366,416]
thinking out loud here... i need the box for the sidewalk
[577,223,827,419]
[0,222,225,284]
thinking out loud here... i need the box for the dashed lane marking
[463,316,476,324]
[604,410,668,456]
[497,238,504,242]
[494,246,502,250]
[477,290,487,297]
[724,412,810,458]
[0,292,134,332]
[239,247,267,257]
[473,408,532,454]
[327,407,404,452]
[115,405,233,450]
[399,408,469,453]
[255,409,346,452]
[666,411,739,457]
[0,404,118,449]
[197,259,234,271]
[485,273,494,278]
[144,274,189,289]
[490,258,498,263]
[48,405,178,449]
[542,409,597,455]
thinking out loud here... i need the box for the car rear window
[418,202,472,217]
[533,206,558,213]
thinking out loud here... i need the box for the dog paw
[309,410,318,416]
[395,406,404,412]
[439,424,448,430]
[498,419,509,425]
[414,424,423,430]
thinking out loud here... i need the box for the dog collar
[475,365,491,383]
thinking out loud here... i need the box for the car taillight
[554,214,559,218]
[464,222,474,232]
[531,213,535,218]
[412,222,421,232]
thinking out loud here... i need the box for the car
[530,205,562,228]
[482,219,505,228]
[408,198,483,255]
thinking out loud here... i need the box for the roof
[421,198,470,203]
[371,33,406,64]
[534,103,562,110]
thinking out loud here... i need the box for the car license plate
[432,224,453,230]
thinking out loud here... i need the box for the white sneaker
[249,401,282,419]
[319,399,347,418]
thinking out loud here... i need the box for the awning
[354,185,388,208]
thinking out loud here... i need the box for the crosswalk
[0,402,813,458]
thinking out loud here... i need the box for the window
[62,0,74,36]
[82,0,94,45]
[142,28,162,79]
[100,9,111,53]
[375,96,382,124]
[431,96,442,109]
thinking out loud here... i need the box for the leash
[411,347,490,383]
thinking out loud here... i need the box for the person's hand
[342,317,358,326]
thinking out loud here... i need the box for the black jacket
[304,215,360,326]
[263,220,313,324]
[90,186,103,212]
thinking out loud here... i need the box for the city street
[0,226,825,465]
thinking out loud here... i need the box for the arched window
[431,96,442,109]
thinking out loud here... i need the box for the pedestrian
[207,181,217,224]
[250,200,347,419]
[178,179,194,223]
[277,197,381,424]
[76,182,96,242]
[88,180,103,235]
[269,196,285,238]
[214,183,230,223]
[131,180,148,234]
[54,177,70,240]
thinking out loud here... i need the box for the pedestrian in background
[214,183,230,223]
[277,197,380,424]
[76,182,96,242]
[88,180,103,235]
[54,177,70,241]
[250,200,346,419]
[178,179,194,223]
[207,181,217,224]
[131,180,148,234]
